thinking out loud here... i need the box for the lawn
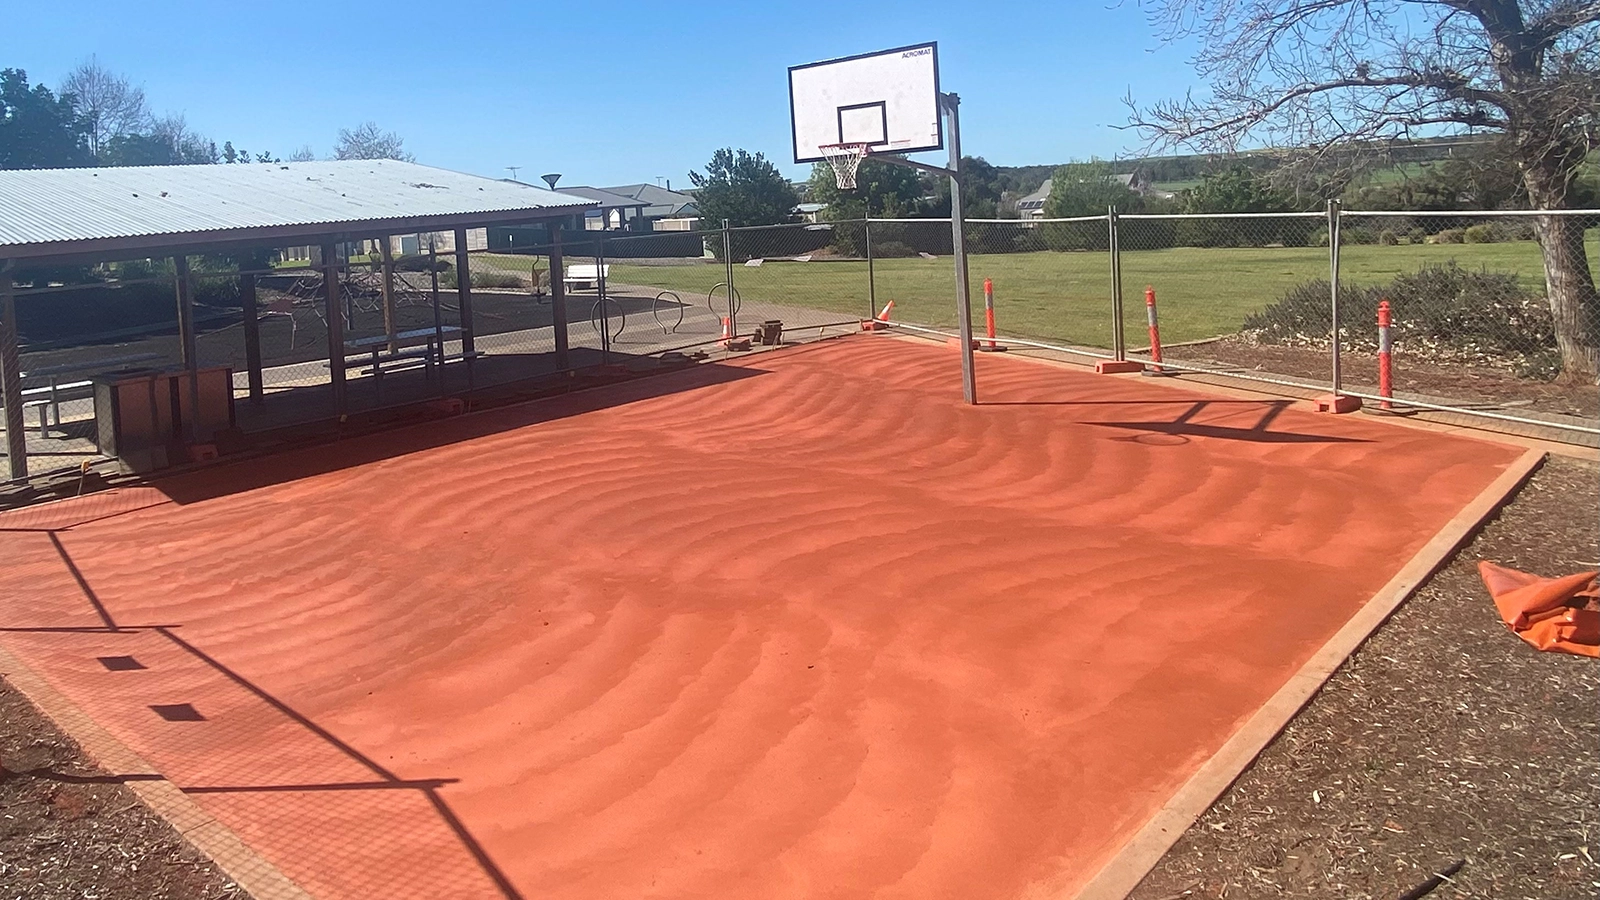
[482,236,1594,350]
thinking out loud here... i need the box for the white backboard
[788,42,942,164]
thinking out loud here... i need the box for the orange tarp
[1478,561,1600,657]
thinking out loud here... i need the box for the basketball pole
[870,92,978,404]
[942,92,977,404]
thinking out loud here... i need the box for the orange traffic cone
[718,315,731,346]
[862,300,894,331]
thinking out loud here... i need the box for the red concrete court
[0,337,1524,900]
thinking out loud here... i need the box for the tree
[288,145,316,162]
[0,68,91,169]
[1042,159,1138,217]
[1183,165,1296,213]
[688,148,799,228]
[334,122,414,161]
[806,156,927,219]
[60,57,148,159]
[925,155,1004,218]
[1130,0,1600,380]
[146,113,217,164]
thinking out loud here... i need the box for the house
[1016,170,1177,219]
[599,183,700,230]
[555,186,651,230]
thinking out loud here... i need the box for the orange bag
[1478,561,1599,658]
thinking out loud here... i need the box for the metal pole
[428,238,445,397]
[1327,199,1342,394]
[597,231,610,363]
[550,225,569,370]
[0,263,26,480]
[321,243,345,417]
[721,219,736,339]
[454,227,476,389]
[380,238,398,353]
[174,255,202,442]
[1108,205,1125,360]
[944,92,977,404]
[864,217,876,320]
[241,270,264,404]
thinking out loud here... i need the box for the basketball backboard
[788,42,942,164]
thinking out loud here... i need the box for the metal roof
[0,160,595,260]
[558,186,651,210]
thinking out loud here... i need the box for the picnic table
[342,326,468,402]
[15,352,163,436]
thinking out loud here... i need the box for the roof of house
[600,183,699,218]
[559,186,650,211]
[1017,179,1052,210]
[0,160,595,261]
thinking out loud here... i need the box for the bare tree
[333,122,414,162]
[288,145,317,162]
[1130,0,1600,380]
[61,57,150,158]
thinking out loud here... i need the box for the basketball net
[820,143,870,190]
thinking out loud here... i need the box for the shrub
[1340,226,1379,245]
[1405,227,1427,244]
[471,271,524,289]
[873,241,919,258]
[1462,224,1499,243]
[1242,262,1555,367]
[1378,229,1399,245]
[394,254,452,273]
[1430,228,1465,244]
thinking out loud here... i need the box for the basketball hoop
[819,143,870,189]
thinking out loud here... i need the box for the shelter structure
[0,160,594,479]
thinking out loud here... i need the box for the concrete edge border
[1069,445,1547,900]
[0,642,312,900]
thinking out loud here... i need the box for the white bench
[563,264,610,292]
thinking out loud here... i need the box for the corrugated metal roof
[0,160,595,257]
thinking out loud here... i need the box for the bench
[563,264,610,292]
[342,326,471,402]
[19,380,94,436]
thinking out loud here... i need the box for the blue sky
[8,1,1202,187]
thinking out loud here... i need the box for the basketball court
[0,334,1532,899]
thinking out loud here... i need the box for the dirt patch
[1166,336,1598,419]
[1130,454,1600,900]
[0,678,252,899]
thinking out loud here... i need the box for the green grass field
[482,236,1595,350]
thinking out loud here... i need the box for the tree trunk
[1523,167,1600,382]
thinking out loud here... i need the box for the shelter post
[454,229,476,388]
[0,263,25,480]
[174,255,202,442]
[380,238,398,353]
[943,92,977,405]
[322,243,346,416]
[550,226,569,369]
[240,269,264,404]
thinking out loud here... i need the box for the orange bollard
[1377,299,1393,410]
[1144,286,1169,375]
[978,278,1007,352]
[718,315,731,346]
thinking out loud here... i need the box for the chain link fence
[4,209,1596,482]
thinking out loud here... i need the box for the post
[721,219,736,339]
[454,227,476,387]
[1108,205,1126,360]
[982,277,1002,351]
[1377,299,1393,410]
[174,255,202,442]
[380,238,398,353]
[322,242,346,416]
[943,92,977,404]
[0,263,25,480]
[240,269,264,404]
[597,230,611,363]
[864,217,876,320]
[550,225,569,369]
[1327,199,1342,394]
[1145,286,1165,374]
[428,238,445,393]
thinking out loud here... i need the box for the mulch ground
[1166,337,1598,420]
[0,682,250,899]
[1130,453,1599,900]
[0,451,1593,900]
